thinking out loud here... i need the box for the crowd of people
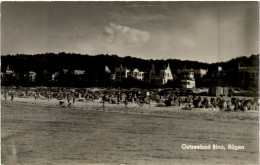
[2,88,259,111]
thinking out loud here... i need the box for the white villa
[149,63,173,85]
[5,65,14,75]
[131,68,145,81]
[27,71,36,82]
[114,65,145,82]
[180,71,196,89]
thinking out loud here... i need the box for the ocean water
[1,101,259,165]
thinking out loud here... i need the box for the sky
[1,2,259,63]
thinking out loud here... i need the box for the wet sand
[1,99,259,165]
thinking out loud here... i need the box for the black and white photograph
[1,1,259,164]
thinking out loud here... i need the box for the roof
[63,69,69,74]
[150,64,171,75]
[28,71,36,74]
[5,65,14,74]
[105,66,111,73]
[74,70,85,75]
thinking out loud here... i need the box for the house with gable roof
[131,68,145,81]
[5,65,14,75]
[27,71,37,82]
[149,63,173,85]
[115,64,131,82]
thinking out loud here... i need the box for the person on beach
[102,93,105,100]
[67,93,70,104]
[91,93,94,102]
[234,98,239,111]
[84,92,89,101]
[36,92,40,99]
[48,92,51,101]
[10,92,14,101]
[25,90,28,97]
[178,97,181,106]
[4,90,7,101]
[133,94,137,102]
[241,98,246,110]
[72,92,76,105]
[33,92,37,100]
[125,95,128,107]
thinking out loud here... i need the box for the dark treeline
[1,52,211,73]
[1,52,259,88]
[211,55,259,71]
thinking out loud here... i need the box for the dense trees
[1,53,259,88]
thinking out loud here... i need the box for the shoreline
[2,97,259,122]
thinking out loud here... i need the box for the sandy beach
[2,96,259,121]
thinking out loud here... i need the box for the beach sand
[2,96,259,121]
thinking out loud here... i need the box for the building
[177,68,193,74]
[193,68,208,78]
[2,65,15,78]
[105,66,111,74]
[104,66,113,80]
[149,63,173,85]
[52,72,60,81]
[1,65,16,84]
[114,65,146,82]
[5,65,14,75]
[74,69,85,75]
[63,69,69,74]
[177,68,208,78]
[238,63,259,89]
[62,68,85,76]
[180,71,196,89]
[131,68,145,81]
[115,65,130,82]
[176,68,196,88]
[102,66,112,85]
[210,86,230,96]
[27,71,36,82]
[210,66,227,79]
[200,66,231,88]
[111,74,115,80]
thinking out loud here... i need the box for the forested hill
[1,53,259,73]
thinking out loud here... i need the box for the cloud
[103,23,150,46]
